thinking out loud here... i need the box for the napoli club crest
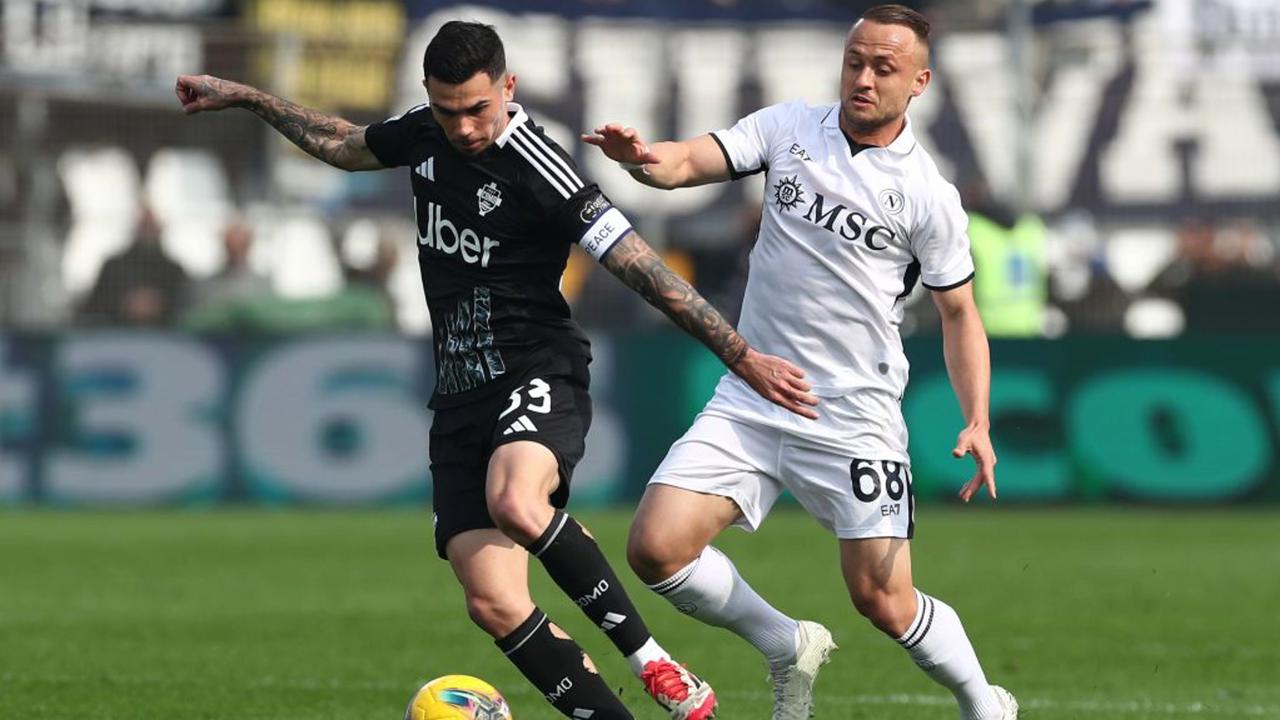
[477,181,503,216]
[879,188,905,215]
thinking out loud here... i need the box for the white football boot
[767,620,838,720]
[990,685,1019,719]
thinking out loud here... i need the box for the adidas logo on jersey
[415,157,434,181]
[502,414,538,435]
[415,199,501,267]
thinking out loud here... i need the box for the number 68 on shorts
[851,459,914,530]
[647,413,916,541]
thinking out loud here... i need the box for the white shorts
[649,412,915,539]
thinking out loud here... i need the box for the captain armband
[577,207,633,260]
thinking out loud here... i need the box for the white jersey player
[585,5,1018,720]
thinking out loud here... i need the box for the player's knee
[624,532,664,583]
[486,493,545,546]
[626,523,694,584]
[464,591,529,638]
[850,587,914,637]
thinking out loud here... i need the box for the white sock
[648,546,799,667]
[624,636,670,677]
[897,589,1002,720]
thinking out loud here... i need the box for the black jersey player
[176,20,818,720]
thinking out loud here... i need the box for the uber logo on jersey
[803,192,897,250]
[578,207,632,259]
[417,199,501,267]
[579,194,609,223]
[879,188,905,215]
[477,181,503,216]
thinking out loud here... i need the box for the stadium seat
[1125,297,1185,338]
[754,27,844,106]
[388,236,430,335]
[144,148,233,279]
[1105,226,1176,293]
[341,218,382,271]
[265,214,343,299]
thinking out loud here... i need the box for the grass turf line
[1,508,1277,719]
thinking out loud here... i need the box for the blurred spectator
[570,246,649,332]
[343,226,400,315]
[962,180,1048,337]
[693,199,765,327]
[79,206,188,326]
[1149,218,1280,333]
[190,221,272,309]
[570,195,766,331]
[185,223,397,334]
[1044,211,1129,334]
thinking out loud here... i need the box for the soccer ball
[404,675,514,720]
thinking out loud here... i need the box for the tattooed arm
[175,74,382,172]
[601,231,818,419]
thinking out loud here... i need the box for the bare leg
[839,538,1005,720]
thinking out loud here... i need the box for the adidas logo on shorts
[502,414,539,435]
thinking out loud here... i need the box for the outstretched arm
[175,74,383,172]
[583,125,730,190]
[932,282,997,502]
[601,231,818,419]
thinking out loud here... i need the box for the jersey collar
[822,103,918,156]
[494,102,528,148]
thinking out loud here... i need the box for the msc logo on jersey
[477,181,503,216]
[803,192,898,251]
[879,188,905,215]
[773,175,806,212]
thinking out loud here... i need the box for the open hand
[954,424,998,502]
[582,123,661,167]
[730,348,819,420]
[174,74,246,115]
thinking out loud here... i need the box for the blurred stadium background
[3,1,1280,719]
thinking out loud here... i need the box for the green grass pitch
[2,508,1278,719]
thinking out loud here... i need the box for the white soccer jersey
[706,100,973,460]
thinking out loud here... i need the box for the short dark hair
[423,21,506,84]
[859,4,931,46]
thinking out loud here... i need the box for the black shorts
[429,373,592,558]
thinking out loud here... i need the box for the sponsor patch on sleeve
[579,194,610,224]
[577,207,632,260]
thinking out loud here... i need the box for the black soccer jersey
[365,102,633,408]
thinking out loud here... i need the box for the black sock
[496,608,633,720]
[526,511,652,657]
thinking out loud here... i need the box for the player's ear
[911,67,931,97]
[502,73,516,102]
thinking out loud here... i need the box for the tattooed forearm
[246,92,362,168]
[188,76,364,169]
[602,232,749,366]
